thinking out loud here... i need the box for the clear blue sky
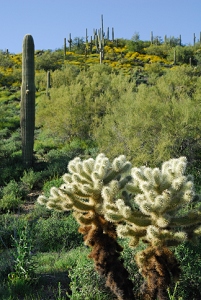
[1,0,201,54]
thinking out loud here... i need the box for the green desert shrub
[20,169,42,193]
[171,241,201,299]
[167,45,195,64]
[51,64,80,88]
[8,222,36,284]
[144,43,172,58]
[32,212,82,252]
[0,129,23,185]
[0,214,20,249]
[0,180,23,212]
[43,150,74,178]
[0,249,14,281]
[35,50,63,71]
[36,64,135,144]
[42,177,64,197]
[94,66,201,173]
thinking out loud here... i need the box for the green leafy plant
[171,241,201,299]
[20,169,42,193]
[32,212,82,252]
[8,222,36,283]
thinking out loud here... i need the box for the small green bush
[8,223,36,283]
[44,150,72,177]
[0,249,13,280]
[0,180,23,212]
[20,169,42,193]
[0,214,17,249]
[32,212,82,252]
[171,241,201,299]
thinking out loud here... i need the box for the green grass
[0,246,114,300]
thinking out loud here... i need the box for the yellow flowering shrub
[10,54,22,66]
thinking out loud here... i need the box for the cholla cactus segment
[162,156,187,178]
[101,180,123,203]
[37,154,133,225]
[37,195,49,206]
[131,157,195,216]
[74,211,96,225]
[146,226,187,246]
[115,199,132,218]
[117,224,146,239]
[194,225,201,236]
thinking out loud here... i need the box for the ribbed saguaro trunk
[20,34,35,168]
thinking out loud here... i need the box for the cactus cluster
[38,154,201,300]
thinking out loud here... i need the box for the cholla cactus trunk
[79,215,135,300]
[136,247,180,300]
[20,34,35,168]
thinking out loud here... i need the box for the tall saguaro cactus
[20,34,35,168]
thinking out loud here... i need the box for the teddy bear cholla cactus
[102,156,201,300]
[38,153,135,300]
[38,153,132,215]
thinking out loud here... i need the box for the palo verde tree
[94,65,201,176]
[37,154,201,300]
[20,34,35,168]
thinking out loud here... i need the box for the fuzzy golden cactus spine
[20,34,35,168]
